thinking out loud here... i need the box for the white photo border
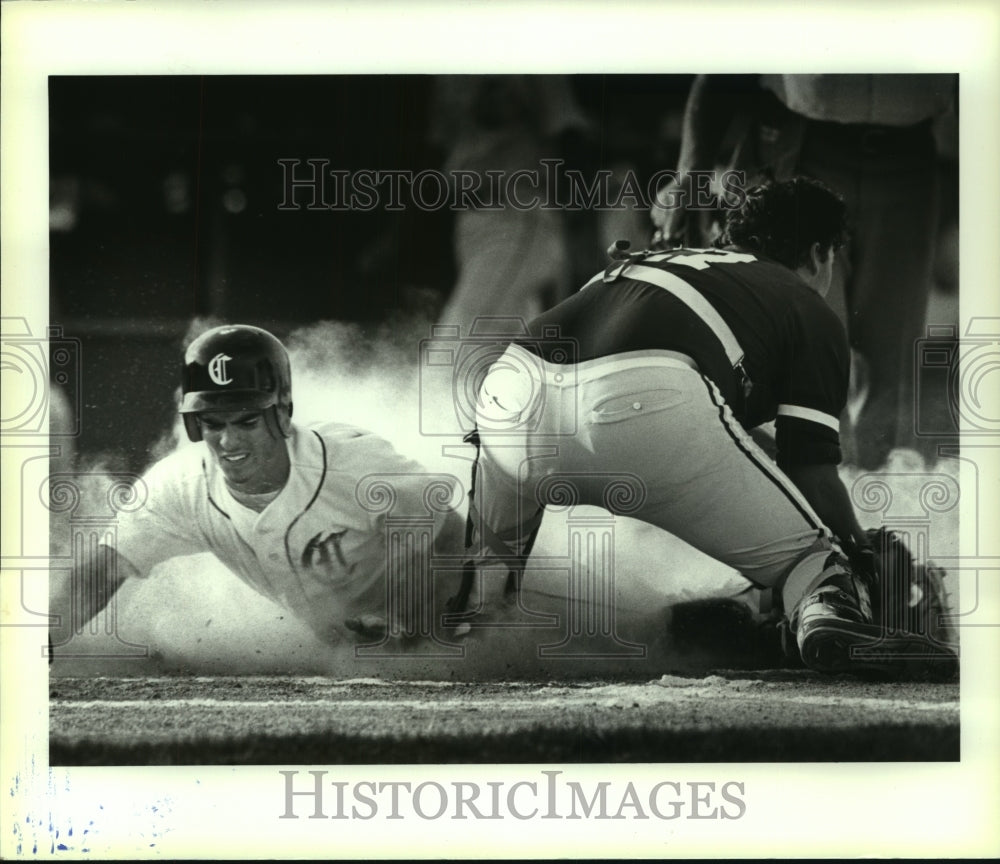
[2,0,999,859]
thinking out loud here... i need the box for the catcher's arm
[783,462,871,555]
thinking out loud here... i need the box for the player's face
[198,410,290,493]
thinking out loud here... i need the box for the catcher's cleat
[793,554,958,681]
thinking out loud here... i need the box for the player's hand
[843,538,879,585]
[650,174,690,243]
[343,614,387,641]
[650,172,724,249]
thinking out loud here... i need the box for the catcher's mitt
[863,527,958,659]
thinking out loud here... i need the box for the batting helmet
[179,324,293,442]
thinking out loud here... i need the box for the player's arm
[340,432,468,641]
[775,297,869,556]
[344,507,467,643]
[775,410,872,559]
[50,451,208,648]
[782,462,872,555]
[676,74,749,176]
[652,74,756,242]
[49,544,140,652]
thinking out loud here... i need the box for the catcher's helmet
[179,324,293,442]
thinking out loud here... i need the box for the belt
[506,343,699,388]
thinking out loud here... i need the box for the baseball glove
[671,530,957,677]
[862,526,958,660]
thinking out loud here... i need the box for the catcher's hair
[715,176,848,270]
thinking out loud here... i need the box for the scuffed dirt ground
[49,672,959,765]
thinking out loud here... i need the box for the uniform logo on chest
[302,528,357,575]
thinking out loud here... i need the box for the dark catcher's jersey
[522,247,850,466]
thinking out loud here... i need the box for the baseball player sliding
[450,177,956,680]
[48,325,465,655]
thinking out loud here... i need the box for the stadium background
[50,74,742,471]
[49,74,959,473]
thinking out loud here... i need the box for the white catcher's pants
[468,344,835,600]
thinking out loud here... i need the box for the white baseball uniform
[113,421,462,644]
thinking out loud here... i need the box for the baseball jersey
[522,247,850,466]
[112,422,460,644]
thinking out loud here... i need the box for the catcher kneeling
[446,178,957,681]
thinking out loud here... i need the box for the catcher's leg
[587,367,956,679]
[791,534,958,681]
[444,429,547,632]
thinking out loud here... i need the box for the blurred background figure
[429,75,590,331]
[652,74,959,468]
[48,75,957,474]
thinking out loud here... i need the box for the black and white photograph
[2,1,998,859]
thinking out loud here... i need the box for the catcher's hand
[864,527,957,653]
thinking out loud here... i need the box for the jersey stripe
[284,430,328,574]
[700,374,830,540]
[777,404,840,433]
[624,264,746,370]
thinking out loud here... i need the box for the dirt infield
[49,672,959,765]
